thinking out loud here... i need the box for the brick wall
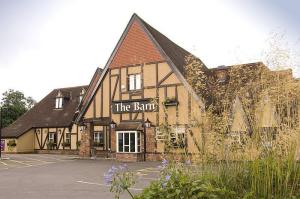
[110,20,164,68]
[79,123,92,157]
[116,153,144,162]
[111,128,116,152]
[145,127,156,153]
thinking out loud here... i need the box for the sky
[0,0,299,102]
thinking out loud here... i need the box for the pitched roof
[2,85,87,138]
[138,17,208,75]
[76,14,207,122]
[80,67,103,109]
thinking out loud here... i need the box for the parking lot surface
[0,154,161,199]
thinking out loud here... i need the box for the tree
[0,89,36,128]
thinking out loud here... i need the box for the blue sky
[0,0,299,101]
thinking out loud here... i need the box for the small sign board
[112,99,158,114]
[1,139,4,151]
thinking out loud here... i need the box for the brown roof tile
[2,85,87,138]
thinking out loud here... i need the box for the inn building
[1,85,89,153]
[1,14,300,161]
[75,14,206,161]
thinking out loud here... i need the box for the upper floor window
[55,97,63,109]
[129,74,141,91]
[79,88,85,103]
[55,91,63,109]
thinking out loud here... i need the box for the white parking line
[19,156,52,164]
[31,154,77,161]
[0,161,8,166]
[8,159,33,166]
[76,180,143,191]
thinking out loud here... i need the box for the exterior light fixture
[110,120,116,129]
[144,118,151,128]
[80,124,87,132]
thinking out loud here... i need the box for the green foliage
[7,139,16,147]
[76,141,81,148]
[7,139,17,152]
[46,141,56,150]
[136,152,300,199]
[104,164,136,199]
[61,142,71,148]
[0,89,36,127]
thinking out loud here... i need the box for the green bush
[7,140,17,147]
[46,142,56,150]
[136,154,300,199]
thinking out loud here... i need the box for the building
[2,14,299,161]
[1,85,88,153]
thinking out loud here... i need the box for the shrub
[61,142,71,148]
[136,154,300,199]
[46,142,56,150]
[7,140,16,147]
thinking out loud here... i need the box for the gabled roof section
[2,85,88,138]
[139,17,208,75]
[76,14,208,122]
[109,20,164,68]
[80,67,103,109]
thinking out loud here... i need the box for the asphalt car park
[0,154,161,199]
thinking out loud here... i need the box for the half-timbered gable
[2,86,87,153]
[76,14,206,161]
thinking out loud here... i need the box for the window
[170,126,186,148]
[94,131,104,147]
[129,74,141,91]
[79,88,85,102]
[49,133,57,144]
[117,131,141,153]
[65,133,71,144]
[55,97,63,109]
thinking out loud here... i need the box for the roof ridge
[136,15,208,72]
[54,85,88,91]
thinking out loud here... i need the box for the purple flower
[165,175,171,181]
[104,165,119,185]
[104,173,114,185]
[162,159,168,167]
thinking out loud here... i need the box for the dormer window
[79,88,85,102]
[55,91,63,109]
[128,74,141,91]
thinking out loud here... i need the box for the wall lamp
[144,118,151,128]
[110,120,116,129]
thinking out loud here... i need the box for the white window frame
[116,131,141,153]
[49,132,56,143]
[128,74,141,91]
[55,97,63,109]
[93,132,101,143]
[170,126,186,148]
[65,133,71,144]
